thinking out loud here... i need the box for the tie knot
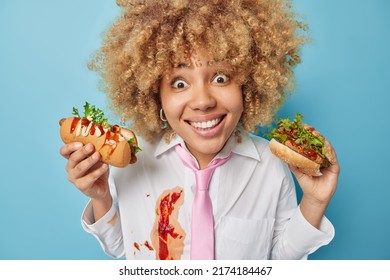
[175,145,231,191]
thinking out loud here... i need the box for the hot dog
[59,102,140,167]
[266,113,335,176]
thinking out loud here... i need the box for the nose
[189,85,216,111]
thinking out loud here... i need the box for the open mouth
[187,116,224,130]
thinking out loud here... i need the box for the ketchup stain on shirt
[151,187,186,260]
[144,240,154,251]
[133,240,154,256]
[158,191,182,260]
[134,242,140,251]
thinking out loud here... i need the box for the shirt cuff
[284,206,335,255]
[81,200,125,258]
[81,200,119,232]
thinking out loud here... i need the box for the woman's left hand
[289,140,340,204]
[289,141,340,228]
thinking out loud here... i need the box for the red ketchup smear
[70,117,105,136]
[158,191,182,260]
[70,117,81,133]
[90,123,105,136]
[103,130,119,156]
[144,241,154,251]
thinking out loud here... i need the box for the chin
[188,139,226,157]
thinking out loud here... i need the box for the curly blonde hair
[89,0,307,141]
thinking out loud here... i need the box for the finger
[288,164,306,181]
[74,163,109,193]
[321,161,341,179]
[59,142,83,159]
[324,140,338,164]
[288,164,317,190]
[66,143,95,171]
[68,150,102,181]
[323,140,340,175]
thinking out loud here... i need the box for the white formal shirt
[81,130,334,260]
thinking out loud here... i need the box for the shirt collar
[154,129,262,162]
[154,133,184,158]
[220,129,261,162]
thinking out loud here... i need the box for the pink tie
[175,145,231,260]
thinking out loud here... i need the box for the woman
[60,0,340,259]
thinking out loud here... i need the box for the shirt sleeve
[81,200,125,258]
[272,206,335,259]
[270,166,335,259]
[282,206,334,258]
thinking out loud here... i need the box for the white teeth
[190,118,221,129]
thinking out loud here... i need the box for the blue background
[0,0,389,260]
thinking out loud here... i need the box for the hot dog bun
[270,138,322,176]
[266,113,335,177]
[59,117,138,167]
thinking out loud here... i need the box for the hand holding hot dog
[60,141,112,221]
[59,102,141,220]
[266,113,340,228]
[60,142,109,197]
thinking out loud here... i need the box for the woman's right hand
[59,142,110,200]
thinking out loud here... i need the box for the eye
[171,78,189,89]
[212,73,230,84]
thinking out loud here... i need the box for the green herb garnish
[265,113,326,157]
[73,102,110,128]
[128,138,142,154]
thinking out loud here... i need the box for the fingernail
[92,152,100,160]
[72,142,82,149]
[85,143,93,152]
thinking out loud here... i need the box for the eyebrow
[175,60,213,69]
[175,62,193,69]
[173,58,233,72]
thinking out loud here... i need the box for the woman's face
[160,55,243,167]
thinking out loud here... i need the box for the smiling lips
[188,117,223,130]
